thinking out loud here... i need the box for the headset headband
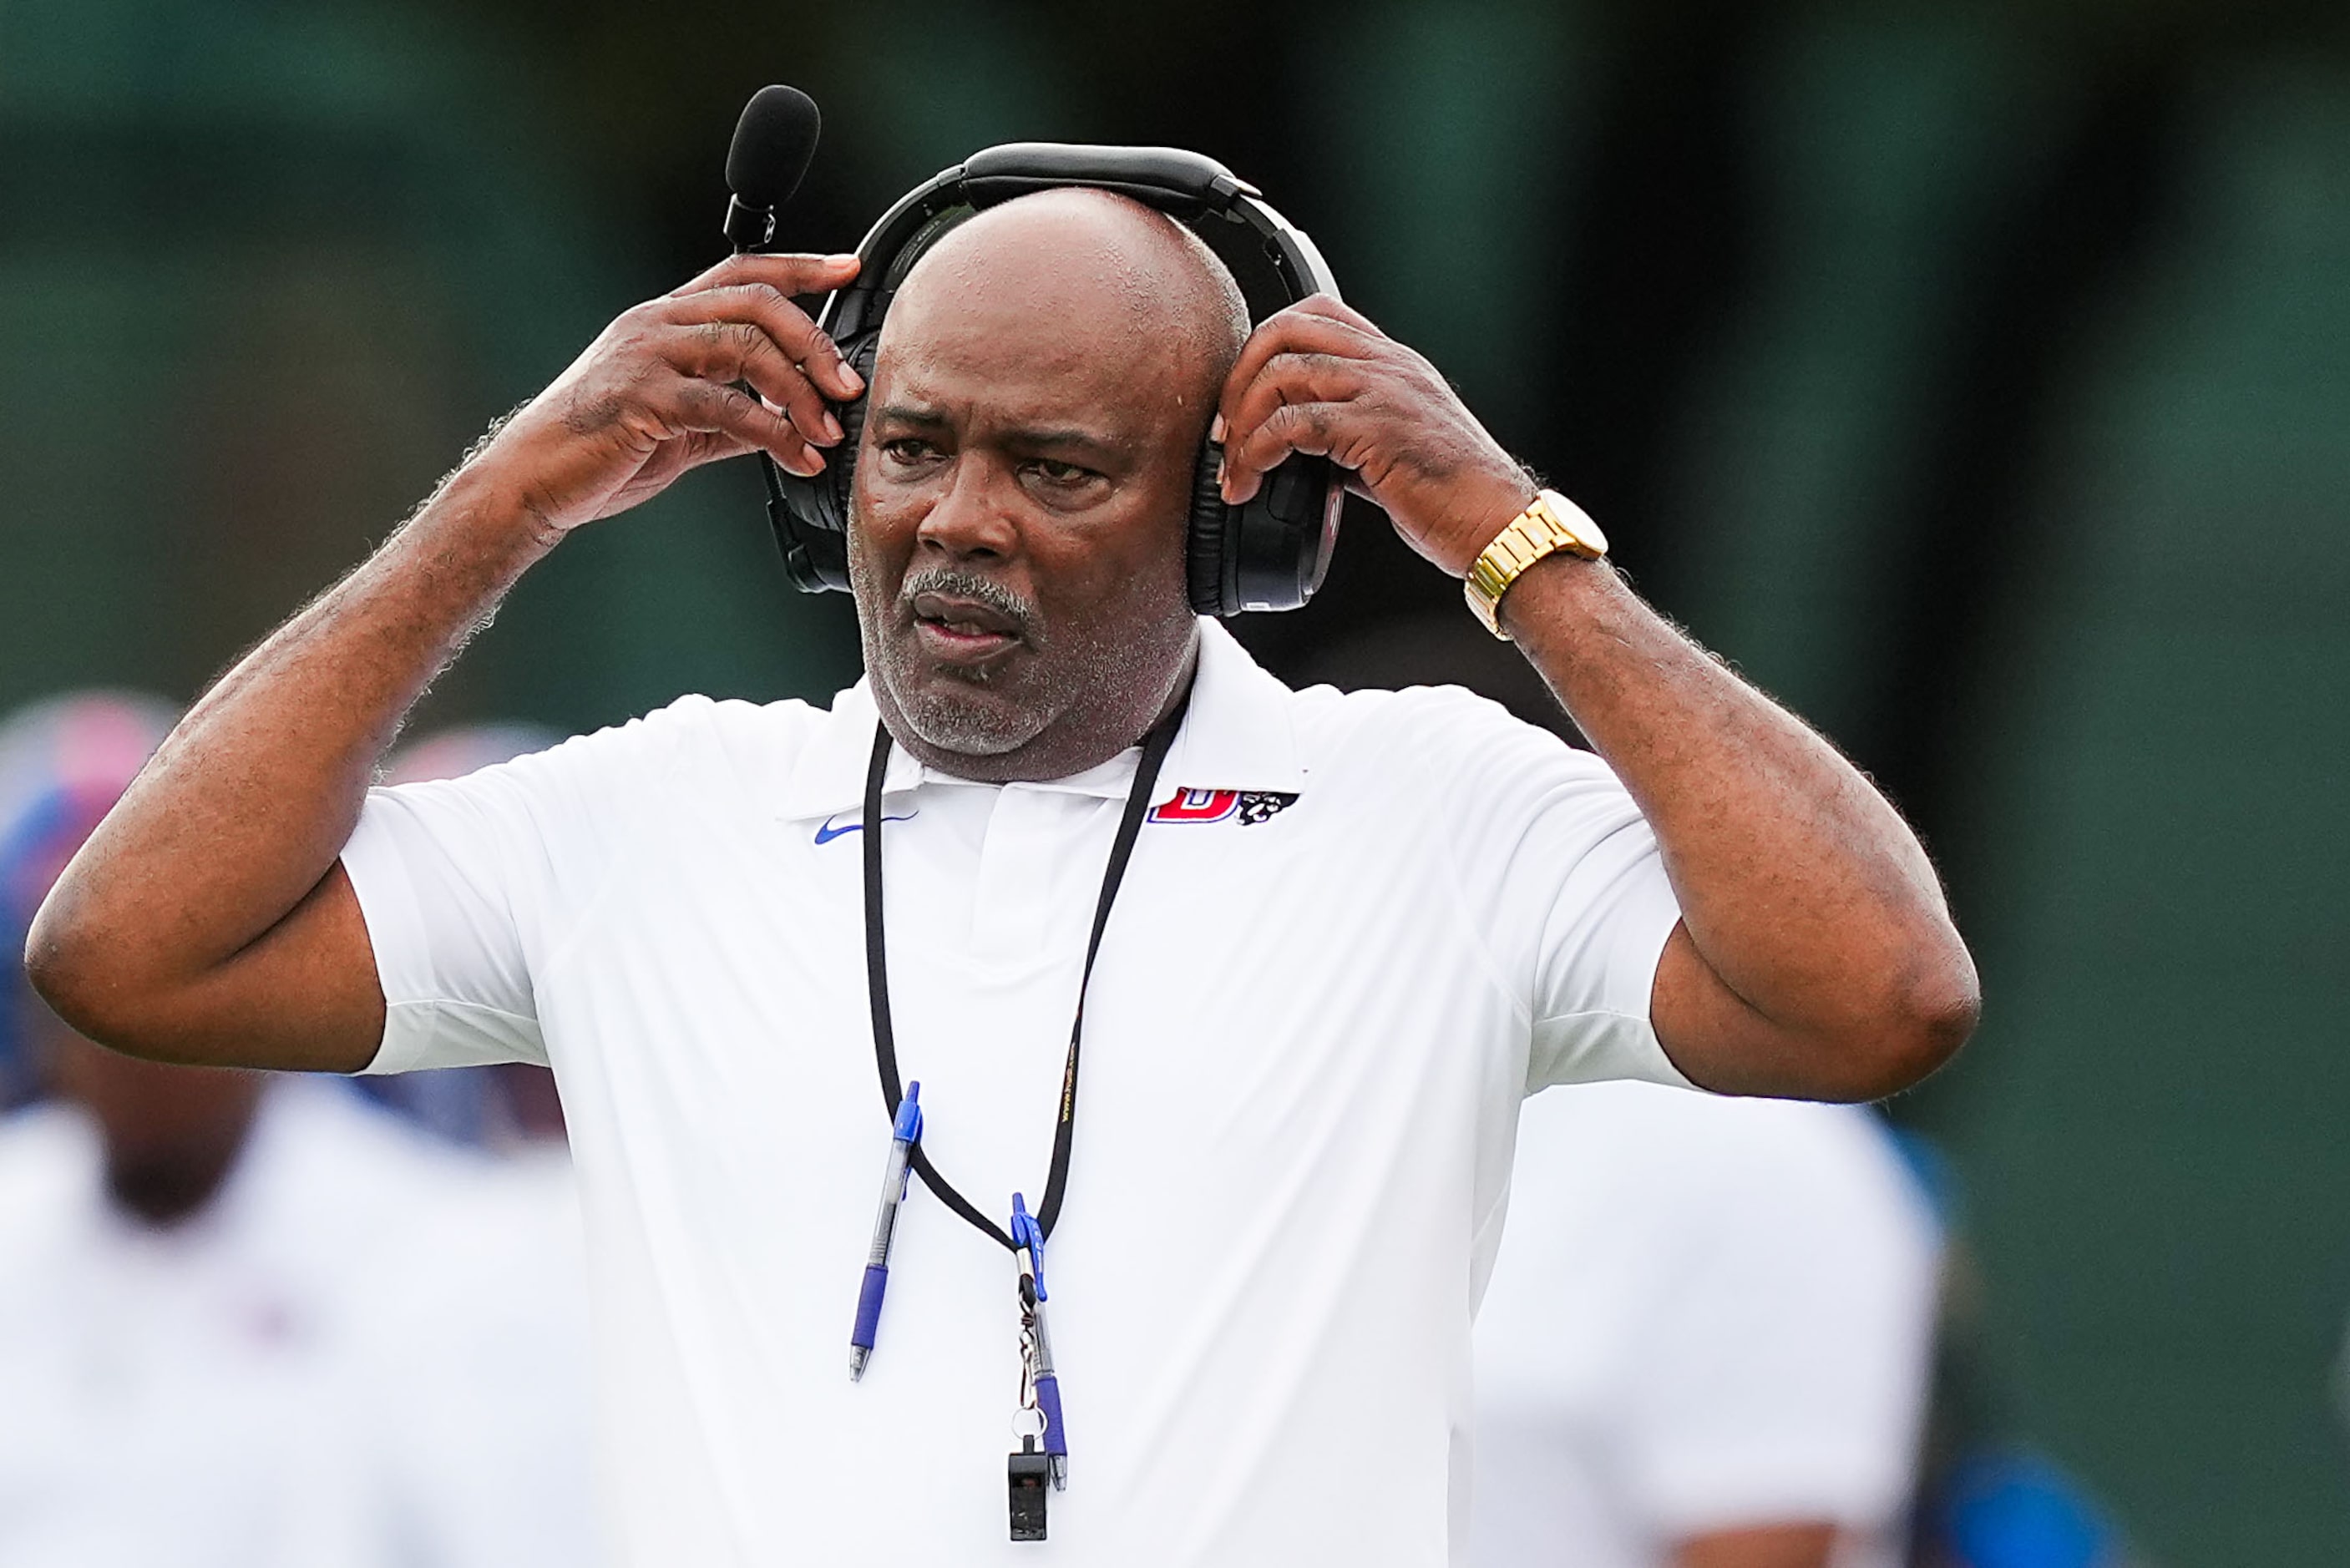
[822,144,1340,347]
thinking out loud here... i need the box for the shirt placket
[969,785,1063,968]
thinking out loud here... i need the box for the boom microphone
[720,86,829,586]
[723,85,822,253]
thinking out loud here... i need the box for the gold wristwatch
[1462,488,1610,639]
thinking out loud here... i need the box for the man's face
[846,195,1229,781]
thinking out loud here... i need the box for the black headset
[764,143,1345,618]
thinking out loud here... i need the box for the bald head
[886,187,1250,416]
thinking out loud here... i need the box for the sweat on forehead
[884,188,1249,377]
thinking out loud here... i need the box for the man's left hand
[1213,294,1534,577]
[1217,298,1977,1105]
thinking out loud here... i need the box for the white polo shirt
[342,617,1689,1567]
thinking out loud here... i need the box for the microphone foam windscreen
[727,85,821,208]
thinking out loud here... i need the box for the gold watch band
[1462,489,1609,639]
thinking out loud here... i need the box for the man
[1471,1083,1942,1568]
[0,694,597,1568]
[27,179,1977,1564]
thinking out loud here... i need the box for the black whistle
[1009,1440,1051,1541]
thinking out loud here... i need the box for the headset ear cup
[1187,440,1236,615]
[762,333,877,594]
[828,336,880,532]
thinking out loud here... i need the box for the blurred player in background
[1472,1082,1941,1568]
[0,694,598,1568]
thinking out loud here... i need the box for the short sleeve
[341,695,768,1076]
[1613,1109,1944,1537]
[1418,690,1690,1091]
[342,767,550,1075]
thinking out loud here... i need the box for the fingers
[664,317,842,454]
[669,249,861,306]
[660,374,827,477]
[621,256,868,478]
[1223,402,1360,503]
[661,281,865,402]
[1220,305,1383,412]
[1214,351,1370,503]
[1215,306,1387,473]
[1288,291,1384,336]
[1224,352,1365,445]
[605,326,824,474]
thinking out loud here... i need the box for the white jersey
[1471,1082,1942,1568]
[0,1080,596,1568]
[340,616,1690,1566]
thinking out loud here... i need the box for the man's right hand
[24,251,866,1074]
[479,250,865,537]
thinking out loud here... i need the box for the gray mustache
[899,567,1038,641]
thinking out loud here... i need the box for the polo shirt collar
[772,617,1302,822]
[1162,617,1305,797]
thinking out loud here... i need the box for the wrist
[405,458,565,579]
[1494,548,1619,642]
[1438,473,1542,579]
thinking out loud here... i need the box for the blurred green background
[3,0,2346,1559]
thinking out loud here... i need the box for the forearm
[1502,553,1978,1098]
[25,463,553,1063]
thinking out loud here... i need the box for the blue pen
[849,1083,923,1380]
[1010,1193,1067,1489]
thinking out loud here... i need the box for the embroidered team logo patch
[1147,787,1299,827]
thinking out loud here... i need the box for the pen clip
[894,1080,924,1146]
[1010,1191,1046,1302]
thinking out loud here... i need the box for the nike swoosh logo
[814,810,918,845]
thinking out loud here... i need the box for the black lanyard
[861,682,1192,1249]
